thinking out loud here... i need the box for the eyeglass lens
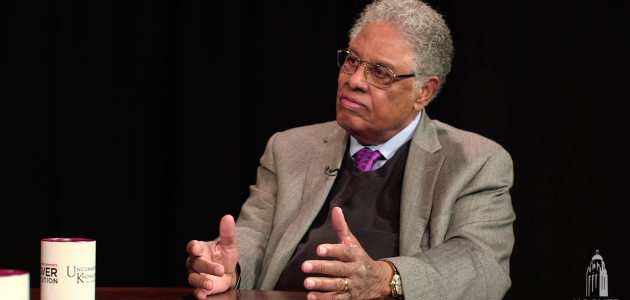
[338,51,393,88]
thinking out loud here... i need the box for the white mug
[0,269,29,300]
[40,238,96,300]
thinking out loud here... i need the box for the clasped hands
[186,207,392,300]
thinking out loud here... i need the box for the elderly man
[186,0,515,299]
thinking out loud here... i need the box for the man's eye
[373,66,390,78]
[346,56,359,66]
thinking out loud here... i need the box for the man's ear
[413,76,440,111]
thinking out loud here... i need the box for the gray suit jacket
[232,110,515,299]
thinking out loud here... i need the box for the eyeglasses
[337,49,415,88]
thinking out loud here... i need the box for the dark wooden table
[30,288,309,300]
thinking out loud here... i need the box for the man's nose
[347,64,369,90]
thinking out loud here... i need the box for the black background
[2,1,628,299]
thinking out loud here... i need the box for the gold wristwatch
[380,259,404,299]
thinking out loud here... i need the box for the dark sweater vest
[273,140,410,292]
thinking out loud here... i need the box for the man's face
[336,22,428,146]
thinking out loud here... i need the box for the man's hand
[186,215,239,300]
[301,207,392,299]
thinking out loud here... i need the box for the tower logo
[586,250,608,297]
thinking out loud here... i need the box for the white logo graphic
[586,250,608,297]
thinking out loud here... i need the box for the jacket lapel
[400,110,444,256]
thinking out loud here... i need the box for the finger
[188,272,214,291]
[187,240,206,257]
[218,215,237,248]
[302,259,349,277]
[304,277,349,293]
[314,243,358,262]
[186,257,193,271]
[331,207,356,246]
[194,287,210,300]
[191,256,225,276]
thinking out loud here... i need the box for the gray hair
[349,0,454,98]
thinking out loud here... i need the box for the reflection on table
[30,287,309,300]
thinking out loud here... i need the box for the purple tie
[353,147,383,172]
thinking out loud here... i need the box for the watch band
[233,263,241,289]
[379,259,404,299]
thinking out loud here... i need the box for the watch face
[394,281,402,293]
[393,274,403,296]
